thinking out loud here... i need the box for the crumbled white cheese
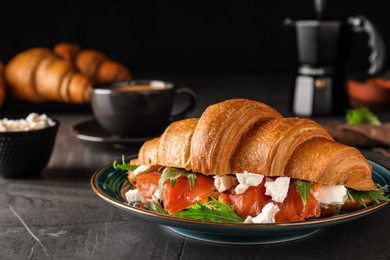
[125,188,160,209]
[144,199,157,210]
[145,189,161,209]
[125,189,146,204]
[0,113,51,132]
[264,177,291,203]
[314,185,348,205]
[132,165,160,177]
[153,188,160,200]
[214,175,238,192]
[244,203,280,223]
[235,171,264,194]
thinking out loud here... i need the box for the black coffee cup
[91,79,197,137]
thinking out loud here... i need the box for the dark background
[0,0,389,78]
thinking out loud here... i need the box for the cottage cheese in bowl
[0,113,52,132]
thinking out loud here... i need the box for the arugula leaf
[346,107,381,125]
[158,168,197,199]
[113,155,138,171]
[376,183,390,192]
[346,186,390,208]
[173,197,244,222]
[291,180,314,205]
[145,201,169,215]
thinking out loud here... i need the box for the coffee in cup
[91,80,197,137]
[100,84,170,92]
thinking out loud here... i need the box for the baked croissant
[54,42,133,84]
[132,99,374,189]
[0,61,6,108]
[4,43,133,104]
[126,99,381,223]
[5,47,92,103]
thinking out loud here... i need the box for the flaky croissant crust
[131,99,375,191]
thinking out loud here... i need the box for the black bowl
[0,117,59,178]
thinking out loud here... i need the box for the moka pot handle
[348,15,386,75]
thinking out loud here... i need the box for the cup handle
[170,87,197,121]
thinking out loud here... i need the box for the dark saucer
[70,118,158,145]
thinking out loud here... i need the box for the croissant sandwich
[116,99,389,223]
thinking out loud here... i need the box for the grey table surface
[1,74,390,260]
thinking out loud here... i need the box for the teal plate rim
[91,155,390,244]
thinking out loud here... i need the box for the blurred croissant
[0,61,6,107]
[4,43,132,104]
[53,42,132,84]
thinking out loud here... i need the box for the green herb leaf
[113,155,138,171]
[346,186,390,208]
[173,197,244,222]
[346,107,381,125]
[158,168,197,199]
[145,201,169,215]
[376,183,389,192]
[291,180,314,205]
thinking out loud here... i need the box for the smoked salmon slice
[134,171,216,214]
[135,171,321,222]
[162,174,216,214]
[135,171,161,200]
[219,179,321,222]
